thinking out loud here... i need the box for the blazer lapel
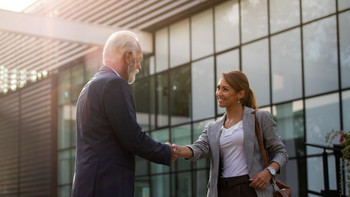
[211,115,225,171]
[243,107,256,173]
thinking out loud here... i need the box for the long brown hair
[221,71,258,110]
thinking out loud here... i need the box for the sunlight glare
[0,0,37,12]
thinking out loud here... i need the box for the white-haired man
[72,31,175,197]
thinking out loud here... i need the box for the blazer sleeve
[258,110,288,172]
[103,77,171,166]
[187,123,211,161]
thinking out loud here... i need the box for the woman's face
[216,77,242,108]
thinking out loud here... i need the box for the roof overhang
[0,9,153,53]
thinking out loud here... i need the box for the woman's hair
[221,70,258,109]
[103,30,139,65]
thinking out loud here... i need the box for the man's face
[127,51,142,84]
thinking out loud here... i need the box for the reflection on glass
[170,19,190,67]
[307,156,337,194]
[156,73,169,127]
[192,57,215,121]
[171,124,191,171]
[305,93,340,154]
[174,172,192,197]
[242,39,270,107]
[191,9,214,60]
[215,0,239,52]
[58,70,70,105]
[339,11,350,88]
[216,50,240,114]
[270,0,299,33]
[193,120,213,169]
[132,78,150,130]
[135,177,150,197]
[151,174,170,197]
[302,0,335,23]
[194,170,209,197]
[151,129,169,174]
[303,17,338,96]
[338,0,350,11]
[241,0,268,43]
[135,156,148,176]
[170,65,191,125]
[271,28,302,103]
[155,28,169,73]
[343,90,350,131]
[58,105,71,149]
[58,150,70,184]
[273,100,304,158]
[58,186,71,197]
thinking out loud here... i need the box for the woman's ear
[239,90,246,99]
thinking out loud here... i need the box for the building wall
[0,77,56,197]
[131,0,350,197]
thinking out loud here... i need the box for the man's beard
[127,60,139,84]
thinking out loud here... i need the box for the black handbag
[252,111,291,197]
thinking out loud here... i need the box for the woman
[172,71,288,197]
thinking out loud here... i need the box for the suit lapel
[243,107,256,173]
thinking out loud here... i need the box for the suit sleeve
[103,77,171,166]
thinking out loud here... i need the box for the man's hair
[103,30,139,65]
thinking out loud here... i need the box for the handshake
[165,142,193,164]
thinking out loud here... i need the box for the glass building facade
[55,0,350,196]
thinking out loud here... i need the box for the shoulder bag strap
[252,110,269,167]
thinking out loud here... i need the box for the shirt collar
[105,65,121,77]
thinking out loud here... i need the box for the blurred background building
[0,0,349,196]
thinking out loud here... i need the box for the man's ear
[124,52,133,64]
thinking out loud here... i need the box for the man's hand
[166,142,178,163]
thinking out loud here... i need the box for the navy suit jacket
[72,66,171,197]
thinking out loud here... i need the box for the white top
[219,120,249,177]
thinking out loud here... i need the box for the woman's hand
[248,169,272,190]
[171,143,194,159]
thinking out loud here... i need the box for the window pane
[170,65,191,125]
[192,57,215,121]
[132,78,150,130]
[273,100,304,158]
[191,9,214,60]
[241,0,268,43]
[194,170,209,197]
[150,76,156,130]
[135,177,150,197]
[242,39,270,107]
[84,50,101,80]
[171,124,191,171]
[156,73,169,127]
[173,172,192,197]
[170,19,190,67]
[58,186,71,197]
[58,150,71,184]
[303,17,338,96]
[305,93,340,154]
[58,70,70,105]
[155,28,168,73]
[271,28,302,103]
[216,50,240,114]
[71,103,77,147]
[302,0,335,23]
[339,0,350,11]
[339,11,350,88]
[135,156,148,176]
[215,0,239,52]
[270,0,300,33]
[281,159,306,197]
[150,129,169,174]
[151,174,170,197]
[343,90,350,131]
[193,120,213,169]
[71,64,84,102]
[58,105,71,149]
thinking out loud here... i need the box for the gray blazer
[187,106,288,197]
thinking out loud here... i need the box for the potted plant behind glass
[326,130,350,197]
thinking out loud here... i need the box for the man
[72,30,174,197]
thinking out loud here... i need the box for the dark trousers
[218,175,258,197]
